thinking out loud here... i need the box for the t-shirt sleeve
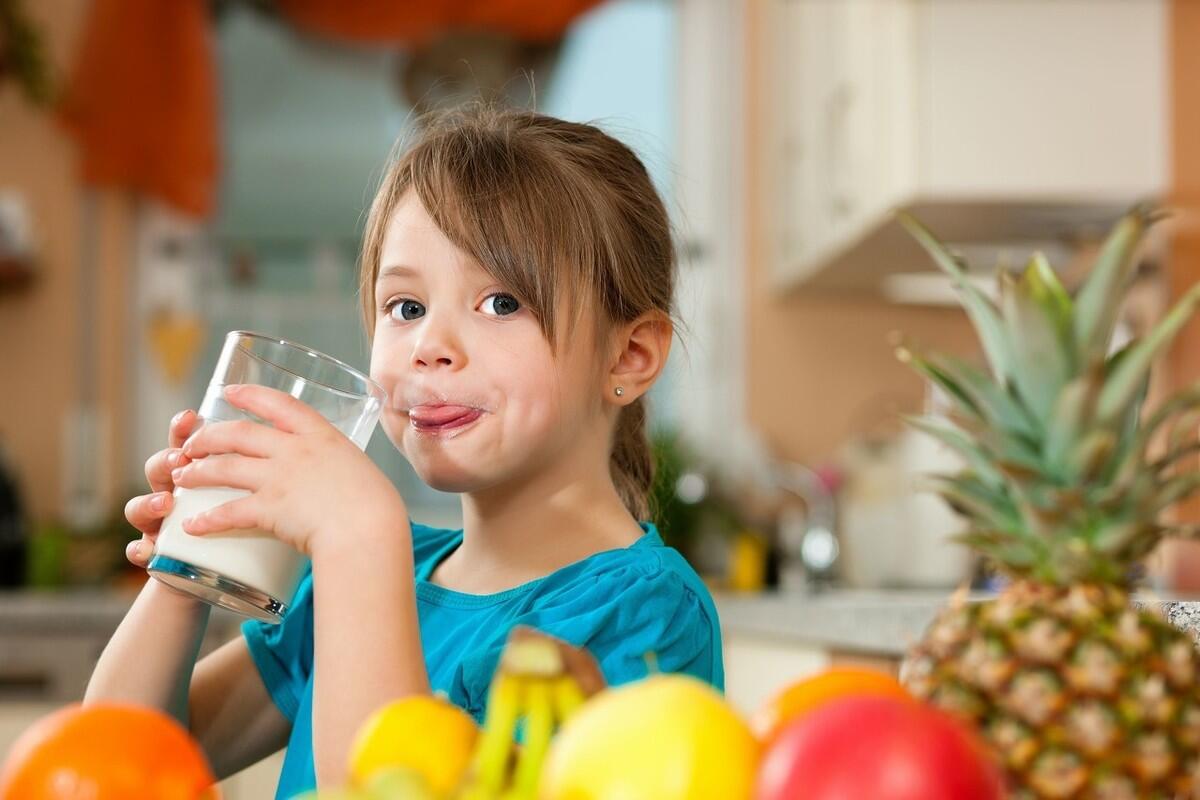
[455,560,721,716]
[240,562,315,723]
[571,566,720,688]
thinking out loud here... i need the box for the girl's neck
[431,451,645,595]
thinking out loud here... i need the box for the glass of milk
[147,330,386,623]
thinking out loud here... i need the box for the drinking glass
[148,331,386,623]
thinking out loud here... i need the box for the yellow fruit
[539,674,759,800]
[290,790,373,800]
[348,694,479,796]
[366,766,439,799]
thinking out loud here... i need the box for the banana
[551,674,585,722]
[511,680,555,799]
[469,671,523,794]
[457,629,600,800]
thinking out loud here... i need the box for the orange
[749,666,912,745]
[0,702,219,799]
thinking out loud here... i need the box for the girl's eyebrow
[378,264,421,281]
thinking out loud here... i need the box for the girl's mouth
[410,408,485,437]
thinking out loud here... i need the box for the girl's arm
[84,578,211,723]
[162,385,430,785]
[310,519,430,787]
[85,579,293,781]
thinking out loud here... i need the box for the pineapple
[897,205,1200,800]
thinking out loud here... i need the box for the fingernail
[151,493,167,511]
[171,468,184,482]
[167,451,181,467]
[126,540,140,558]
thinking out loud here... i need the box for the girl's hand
[124,409,200,567]
[170,384,404,558]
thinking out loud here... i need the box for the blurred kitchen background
[4,0,1200,792]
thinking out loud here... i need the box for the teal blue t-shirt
[241,519,724,800]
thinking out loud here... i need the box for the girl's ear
[607,310,673,404]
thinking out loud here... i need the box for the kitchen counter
[7,585,1200,684]
[0,582,247,704]
[0,584,248,634]
[714,588,1200,658]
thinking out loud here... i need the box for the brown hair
[357,102,686,521]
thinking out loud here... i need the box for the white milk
[154,485,309,613]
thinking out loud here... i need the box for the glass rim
[220,330,387,405]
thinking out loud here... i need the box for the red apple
[754,694,1006,800]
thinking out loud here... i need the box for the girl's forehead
[375,250,491,286]
[379,197,497,281]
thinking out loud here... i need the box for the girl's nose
[411,316,467,371]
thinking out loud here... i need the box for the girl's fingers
[125,534,156,568]
[169,409,200,449]
[127,409,198,569]
[124,491,174,537]
[182,494,259,536]
[181,418,281,460]
[171,453,266,492]
[221,383,329,436]
[145,410,199,494]
[145,448,191,495]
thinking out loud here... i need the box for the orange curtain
[56,0,605,220]
[56,0,218,218]
[276,0,605,45]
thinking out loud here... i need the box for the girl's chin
[411,462,484,494]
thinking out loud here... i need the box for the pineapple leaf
[1096,281,1200,425]
[1150,474,1200,515]
[1045,370,1103,474]
[898,345,1040,439]
[1001,265,1072,423]
[903,415,1007,489]
[1073,204,1158,364]
[926,473,1021,531]
[1165,524,1200,539]
[1110,382,1200,487]
[1092,520,1146,555]
[1167,407,1200,451]
[897,212,1013,384]
[1102,371,1149,485]
[1150,441,1200,475]
[896,348,986,421]
[952,532,1041,569]
[1067,430,1117,482]
[1027,251,1074,350]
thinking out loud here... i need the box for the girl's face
[369,190,607,493]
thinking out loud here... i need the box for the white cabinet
[723,632,830,717]
[772,0,914,286]
[764,0,1168,293]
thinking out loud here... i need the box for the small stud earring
[614,386,624,397]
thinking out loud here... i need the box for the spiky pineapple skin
[903,582,1200,800]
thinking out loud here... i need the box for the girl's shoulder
[553,522,705,588]
[408,517,462,572]
[530,523,720,629]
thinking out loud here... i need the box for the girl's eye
[481,293,521,317]
[382,293,520,322]
[384,299,425,321]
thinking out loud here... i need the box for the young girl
[86,104,723,799]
